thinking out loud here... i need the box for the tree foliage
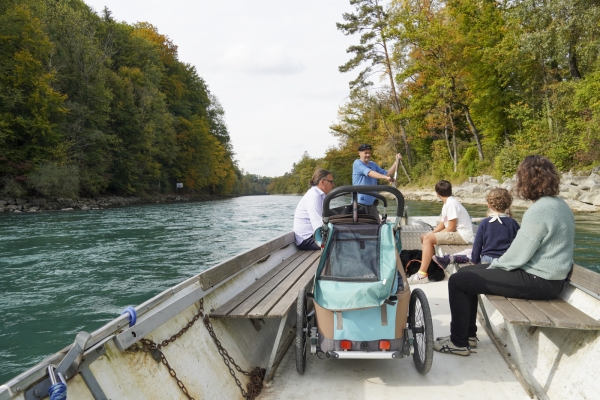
[0,0,242,197]
[273,0,600,190]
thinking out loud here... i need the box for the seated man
[408,180,474,284]
[352,144,402,219]
[293,169,335,250]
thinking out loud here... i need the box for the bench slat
[231,251,319,318]
[200,231,295,290]
[267,261,320,318]
[247,252,321,318]
[531,299,600,330]
[486,295,530,325]
[507,298,553,327]
[569,264,600,298]
[210,251,309,318]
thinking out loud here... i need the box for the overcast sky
[82,0,358,177]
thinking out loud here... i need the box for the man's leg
[297,237,320,250]
[419,232,437,273]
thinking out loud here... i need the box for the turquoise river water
[1,195,599,384]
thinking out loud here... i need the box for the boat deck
[260,280,530,400]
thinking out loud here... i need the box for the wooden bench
[437,243,600,397]
[479,265,600,399]
[210,250,321,381]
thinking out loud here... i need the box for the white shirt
[441,196,474,244]
[293,186,326,245]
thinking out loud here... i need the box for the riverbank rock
[400,168,600,213]
[2,193,230,214]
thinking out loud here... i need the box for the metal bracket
[79,366,108,400]
[25,332,91,400]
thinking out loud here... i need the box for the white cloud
[83,0,357,176]
[221,44,305,75]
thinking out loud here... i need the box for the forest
[0,0,266,198]
[268,0,600,194]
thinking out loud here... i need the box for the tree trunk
[444,107,454,163]
[377,7,412,166]
[568,47,582,79]
[463,105,484,160]
[448,105,458,172]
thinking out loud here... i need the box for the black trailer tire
[296,288,307,374]
[409,288,434,374]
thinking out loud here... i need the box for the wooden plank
[266,259,320,318]
[485,295,530,325]
[247,253,321,318]
[507,298,553,327]
[199,231,295,289]
[530,298,600,330]
[231,251,321,318]
[569,264,600,298]
[209,251,307,318]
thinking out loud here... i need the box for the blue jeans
[481,255,496,263]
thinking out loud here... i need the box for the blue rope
[121,306,137,327]
[48,382,67,400]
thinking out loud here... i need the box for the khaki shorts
[434,231,468,245]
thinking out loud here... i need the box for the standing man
[352,144,402,216]
[293,169,335,250]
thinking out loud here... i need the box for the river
[1,195,599,384]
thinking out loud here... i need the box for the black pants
[448,264,564,347]
[297,237,320,250]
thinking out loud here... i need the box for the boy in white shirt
[408,180,474,284]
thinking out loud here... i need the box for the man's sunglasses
[323,179,335,185]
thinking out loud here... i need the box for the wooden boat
[1,216,599,400]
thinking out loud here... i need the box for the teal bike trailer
[295,185,433,375]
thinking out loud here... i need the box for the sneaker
[450,254,470,264]
[436,335,478,348]
[407,273,429,284]
[433,337,470,356]
[432,254,451,269]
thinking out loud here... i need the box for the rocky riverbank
[401,168,600,213]
[0,194,229,213]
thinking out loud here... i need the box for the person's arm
[442,219,457,232]
[386,153,402,177]
[471,220,485,263]
[307,191,324,232]
[366,162,394,183]
[431,221,446,233]
[488,213,546,271]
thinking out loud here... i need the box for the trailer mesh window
[319,224,380,282]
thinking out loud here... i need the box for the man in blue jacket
[352,144,402,218]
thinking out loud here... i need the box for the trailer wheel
[409,288,433,374]
[296,288,307,374]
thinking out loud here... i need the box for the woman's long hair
[514,155,560,201]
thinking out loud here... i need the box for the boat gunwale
[0,231,296,400]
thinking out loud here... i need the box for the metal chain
[202,315,265,399]
[127,299,206,400]
[127,297,265,400]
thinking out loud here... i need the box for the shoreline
[398,170,600,213]
[0,193,233,214]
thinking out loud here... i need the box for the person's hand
[386,175,395,184]
[396,153,403,162]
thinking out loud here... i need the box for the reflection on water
[0,195,598,383]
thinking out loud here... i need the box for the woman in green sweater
[434,155,575,356]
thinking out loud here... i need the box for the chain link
[202,315,265,399]
[127,297,265,400]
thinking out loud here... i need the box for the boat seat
[476,264,600,398]
[210,250,320,319]
[209,249,321,382]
